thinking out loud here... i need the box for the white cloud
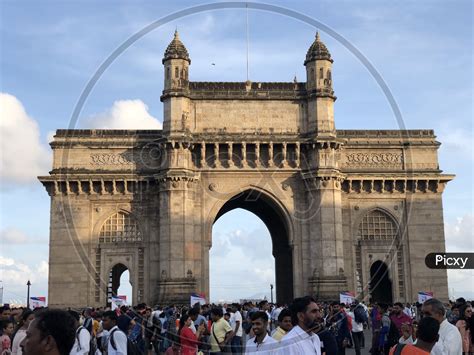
[445,214,474,252]
[210,216,275,302]
[1,227,29,244]
[0,93,51,185]
[84,99,162,129]
[0,255,49,304]
[0,256,15,266]
[448,269,474,300]
[1,227,47,245]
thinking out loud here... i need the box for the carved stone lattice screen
[99,212,142,243]
[358,210,398,241]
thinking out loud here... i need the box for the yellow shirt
[272,326,287,342]
[209,318,232,353]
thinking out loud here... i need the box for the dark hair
[210,307,223,318]
[394,302,404,308]
[278,308,292,323]
[103,310,118,322]
[378,303,389,312]
[179,314,190,335]
[459,304,471,321]
[250,311,268,323]
[67,310,80,322]
[1,319,13,330]
[423,298,446,317]
[458,304,474,344]
[12,309,34,339]
[188,308,199,317]
[232,303,242,312]
[34,309,76,355]
[417,316,440,343]
[289,296,316,325]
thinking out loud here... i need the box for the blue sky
[1,0,472,304]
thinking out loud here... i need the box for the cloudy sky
[1,0,472,304]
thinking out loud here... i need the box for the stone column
[255,142,260,167]
[295,142,300,168]
[214,143,220,168]
[306,175,347,300]
[282,142,287,167]
[268,142,274,167]
[200,142,206,167]
[156,174,198,304]
[228,142,233,167]
[241,143,247,168]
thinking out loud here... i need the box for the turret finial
[315,31,320,41]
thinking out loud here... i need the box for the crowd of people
[0,296,472,355]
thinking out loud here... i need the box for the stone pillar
[200,142,205,167]
[295,143,300,168]
[228,142,233,167]
[255,142,260,167]
[214,143,220,168]
[241,143,247,168]
[306,176,347,300]
[282,143,287,167]
[268,142,274,167]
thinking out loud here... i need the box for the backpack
[392,344,406,355]
[387,318,400,347]
[75,326,97,355]
[110,328,141,355]
[354,305,368,324]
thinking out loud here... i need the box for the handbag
[212,324,231,353]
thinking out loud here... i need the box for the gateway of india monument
[39,31,454,307]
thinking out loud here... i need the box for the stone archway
[369,260,393,304]
[212,189,294,304]
[108,263,130,306]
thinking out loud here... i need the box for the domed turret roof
[162,30,190,64]
[305,32,333,64]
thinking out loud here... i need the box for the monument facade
[39,32,454,307]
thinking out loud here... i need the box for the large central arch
[212,188,294,304]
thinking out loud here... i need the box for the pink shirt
[0,335,11,355]
[390,313,412,335]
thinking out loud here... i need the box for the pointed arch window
[175,67,179,78]
[99,212,142,243]
[357,210,398,241]
[319,67,324,79]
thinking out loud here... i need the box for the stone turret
[304,32,336,136]
[161,30,192,134]
[162,30,190,92]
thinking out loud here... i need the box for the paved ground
[350,329,372,355]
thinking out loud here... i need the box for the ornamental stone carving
[344,152,403,169]
[90,153,133,166]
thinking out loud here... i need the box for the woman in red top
[178,314,205,355]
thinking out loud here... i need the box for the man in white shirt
[245,311,277,354]
[230,303,243,354]
[68,310,90,355]
[421,298,462,355]
[280,296,321,355]
[102,311,128,355]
